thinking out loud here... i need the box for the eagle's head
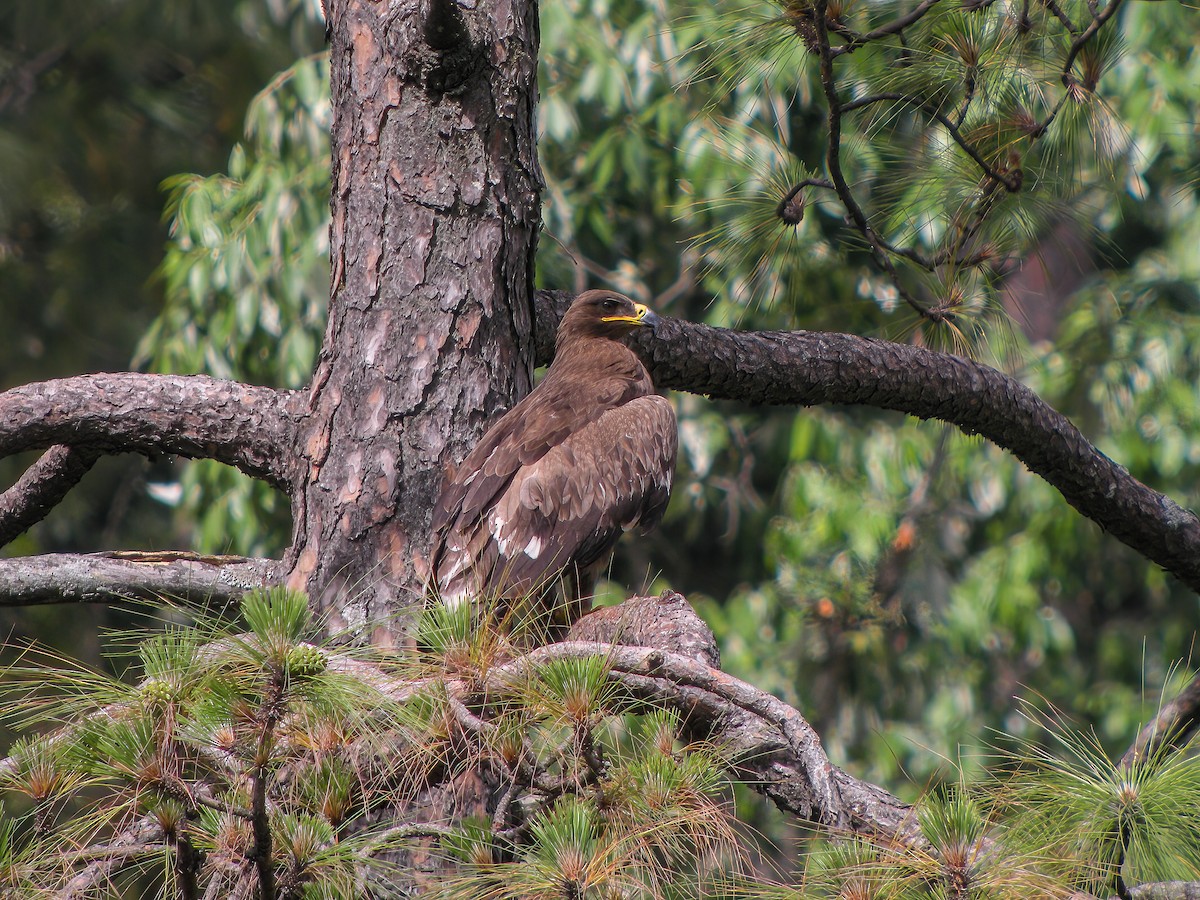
[556,290,660,346]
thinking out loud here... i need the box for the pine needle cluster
[4,594,1200,898]
[0,589,401,897]
[680,0,1136,356]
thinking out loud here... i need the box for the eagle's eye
[601,297,620,311]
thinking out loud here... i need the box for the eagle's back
[430,340,675,611]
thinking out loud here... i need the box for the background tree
[1,0,1200,895]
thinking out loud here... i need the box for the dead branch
[0,552,281,607]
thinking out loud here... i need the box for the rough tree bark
[287,0,542,638]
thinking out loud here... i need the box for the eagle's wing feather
[477,395,677,598]
[431,370,641,538]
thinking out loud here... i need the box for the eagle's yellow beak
[601,303,660,326]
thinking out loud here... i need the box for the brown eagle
[429,290,677,622]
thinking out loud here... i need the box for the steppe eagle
[429,290,677,623]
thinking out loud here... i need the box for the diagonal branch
[841,92,1022,192]
[1062,0,1125,84]
[1121,670,1200,769]
[0,445,101,547]
[0,374,301,491]
[622,316,1200,595]
[0,552,281,607]
[831,0,946,56]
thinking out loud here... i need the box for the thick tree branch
[530,293,1195,601]
[0,374,300,491]
[0,552,281,606]
[627,318,1200,596]
[0,445,100,547]
[531,296,1200,594]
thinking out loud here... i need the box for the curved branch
[536,295,1200,593]
[1062,0,1125,84]
[0,552,282,606]
[0,374,300,490]
[831,0,945,56]
[622,317,1200,595]
[841,91,1022,192]
[0,445,100,547]
[484,640,920,842]
[1121,671,1200,769]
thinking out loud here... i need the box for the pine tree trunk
[288,0,543,641]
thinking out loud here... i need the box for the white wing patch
[524,535,544,559]
[490,512,515,556]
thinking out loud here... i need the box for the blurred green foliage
[0,0,325,658]
[140,51,332,556]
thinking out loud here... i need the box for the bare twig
[831,0,946,56]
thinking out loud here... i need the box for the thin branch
[842,92,1021,192]
[1061,0,1126,85]
[1031,91,1071,139]
[0,374,300,491]
[249,678,287,900]
[0,552,281,607]
[0,445,100,547]
[831,0,946,56]
[953,68,977,129]
[1041,0,1080,33]
[814,0,934,317]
